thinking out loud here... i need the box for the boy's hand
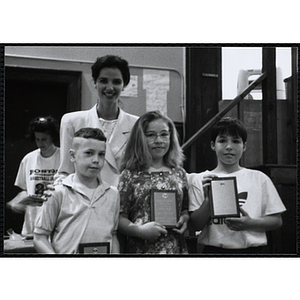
[202,174,218,198]
[225,207,251,231]
[43,184,55,199]
[27,195,47,206]
[137,220,168,241]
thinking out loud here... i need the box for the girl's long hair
[121,111,185,172]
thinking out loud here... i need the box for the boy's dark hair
[91,55,130,87]
[74,127,107,142]
[28,116,60,143]
[211,117,247,143]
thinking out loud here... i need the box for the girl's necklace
[148,166,171,173]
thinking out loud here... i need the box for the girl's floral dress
[118,167,188,254]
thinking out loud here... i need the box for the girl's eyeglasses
[145,131,170,142]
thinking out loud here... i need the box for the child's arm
[33,233,56,254]
[173,210,189,234]
[190,196,211,231]
[189,174,219,231]
[6,190,28,213]
[189,175,217,231]
[111,233,120,254]
[225,208,283,232]
[119,214,168,241]
[34,191,60,254]
[173,186,190,234]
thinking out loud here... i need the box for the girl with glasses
[118,110,189,254]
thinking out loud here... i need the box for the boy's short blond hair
[74,127,106,141]
[72,128,106,149]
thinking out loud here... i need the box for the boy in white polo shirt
[188,117,286,254]
[34,127,120,254]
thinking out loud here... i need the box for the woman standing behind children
[118,111,189,254]
[55,55,138,187]
[7,116,60,237]
[188,117,286,254]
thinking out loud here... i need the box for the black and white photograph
[2,45,297,257]
[0,4,299,298]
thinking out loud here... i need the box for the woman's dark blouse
[118,167,188,254]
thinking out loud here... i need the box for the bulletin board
[119,66,184,123]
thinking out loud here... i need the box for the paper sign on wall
[143,69,170,115]
[121,75,138,97]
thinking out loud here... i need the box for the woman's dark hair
[27,116,60,143]
[91,55,130,87]
[211,117,247,143]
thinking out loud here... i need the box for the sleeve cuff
[33,227,52,236]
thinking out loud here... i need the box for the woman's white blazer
[56,105,138,187]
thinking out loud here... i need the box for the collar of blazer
[88,105,134,171]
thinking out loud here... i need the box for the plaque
[150,189,178,228]
[209,177,240,218]
[78,242,110,254]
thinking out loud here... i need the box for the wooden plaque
[150,189,178,228]
[78,242,110,254]
[209,177,240,218]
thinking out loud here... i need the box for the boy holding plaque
[188,117,286,254]
[34,128,120,254]
[118,111,189,254]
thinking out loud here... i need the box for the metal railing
[182,72,267,151]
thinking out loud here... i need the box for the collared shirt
[34,174,120,254]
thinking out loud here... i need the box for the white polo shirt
[34,174,120,254]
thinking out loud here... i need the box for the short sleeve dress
[118,167,188,254]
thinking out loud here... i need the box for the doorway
[4,66,81,234]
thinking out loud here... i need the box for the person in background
[118,111,189,254]
[188,117,286,254]
[54,55,138,187]
[34,128,120,254]
[7,116,60,237]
